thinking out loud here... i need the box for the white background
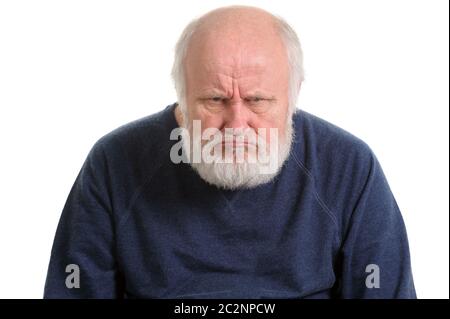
[0,0,448,299]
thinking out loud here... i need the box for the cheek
[191,107,223,130]
[253,112,288,141]
[265,125,285,146]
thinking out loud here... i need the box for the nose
[222,99,250,130]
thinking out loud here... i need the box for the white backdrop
[0,0,448,299]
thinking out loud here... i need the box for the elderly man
[44,6,416,299]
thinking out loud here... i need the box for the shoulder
[293,109,375,174]
[85,104,177,191]
[294,109,373,158]
[292,109,379,234]
[96,105,176,154]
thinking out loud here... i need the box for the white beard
[181,115,294,190]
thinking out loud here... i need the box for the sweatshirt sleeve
[44,139,124,298]
[336,150,416,298]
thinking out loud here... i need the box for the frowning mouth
[221,141,257,148]
[169,120,280,174]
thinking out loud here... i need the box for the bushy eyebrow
[194,85,278,103]
[196,89,227,98]
[244,92,276,98]
[198,90,275,99]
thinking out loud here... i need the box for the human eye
[245,96,267,104]
[210,96,225,103]
[244,95,275,113]
[199,95,227,112]
[245,96,269,108]
[251,97,263,102]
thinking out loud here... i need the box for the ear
[174,103,184,127]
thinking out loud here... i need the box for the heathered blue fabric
[44,103,416,299]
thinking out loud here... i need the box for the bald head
[189,6,282,49]
[185,6,288,87]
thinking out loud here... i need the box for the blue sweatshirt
[44,103,416,298]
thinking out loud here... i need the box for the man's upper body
[44,102,416,298]
[44,6,416,298]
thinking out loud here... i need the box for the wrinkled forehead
[184,27,288,83]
